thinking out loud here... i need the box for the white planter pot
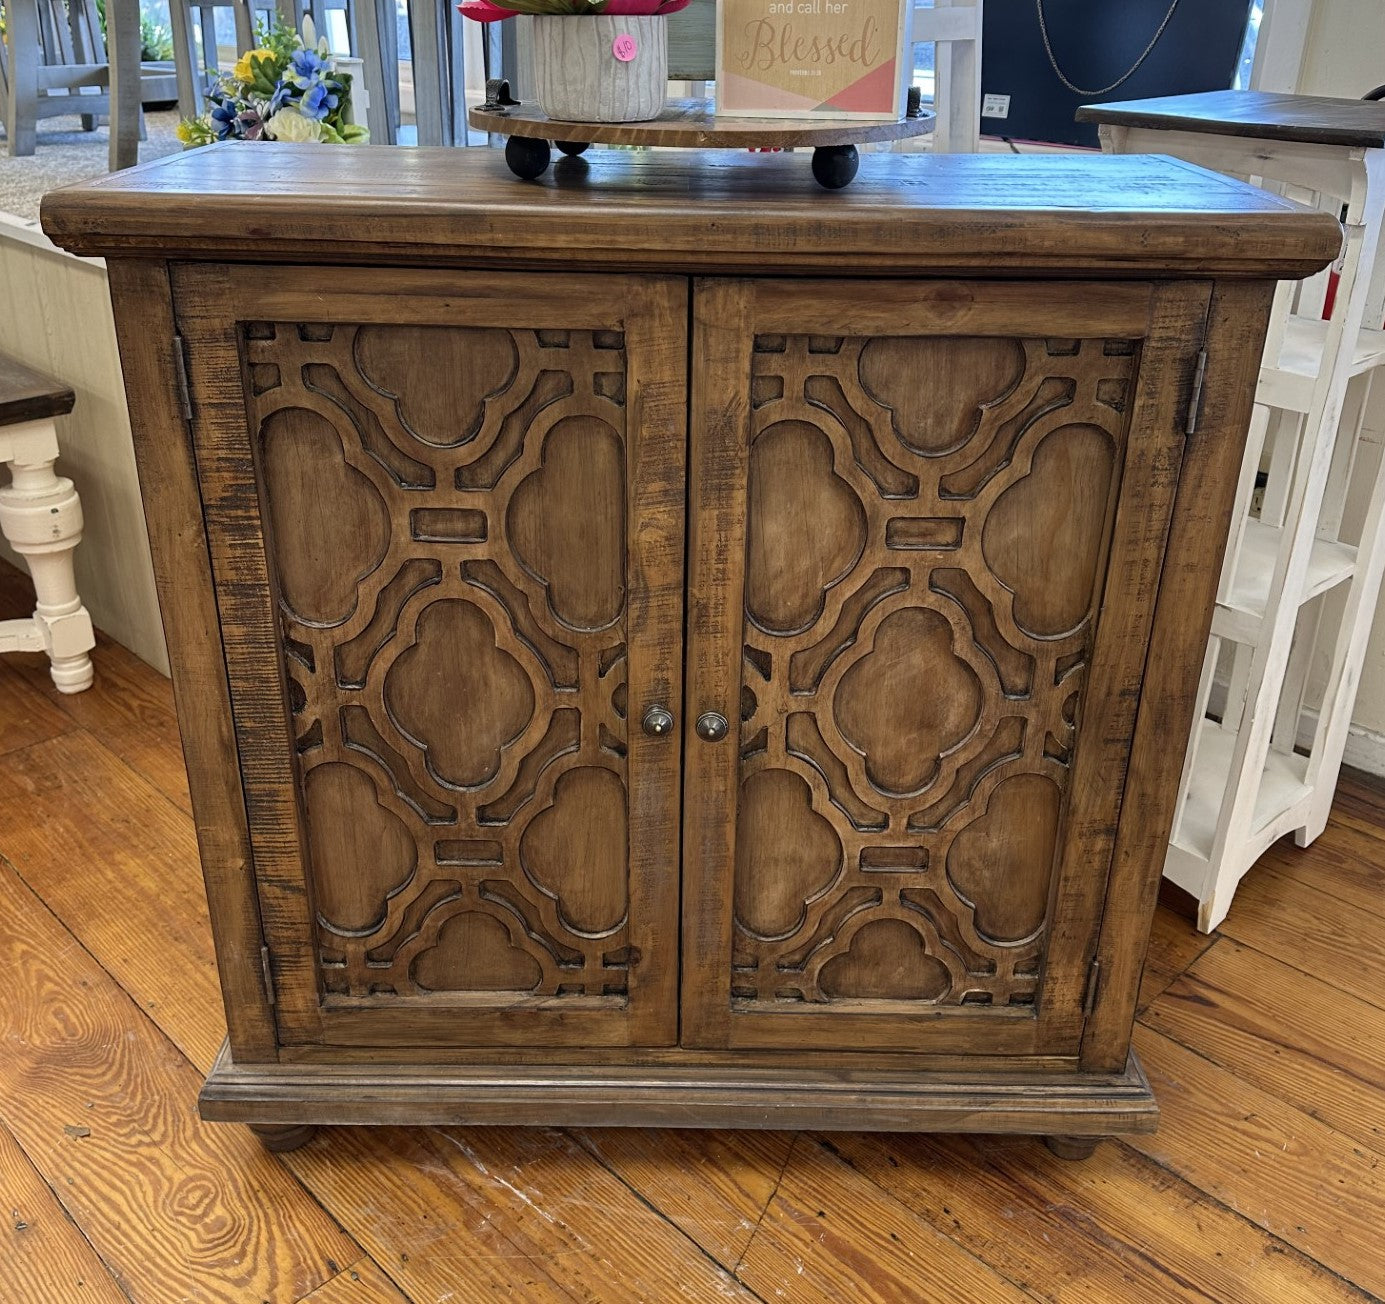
[530,14,668,123]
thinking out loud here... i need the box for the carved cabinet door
[681,278,1212,1057]
[174,266,687,1051]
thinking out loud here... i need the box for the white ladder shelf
[1085,91,1385,931]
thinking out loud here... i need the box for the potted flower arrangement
[177,19,368,146]
[459,0,690,124]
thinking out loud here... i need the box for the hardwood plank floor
[1,557,1383,1303]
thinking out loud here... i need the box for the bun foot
[811,144,860,189]
[250,1123,318,1153]
[505,135,552,179]
[1044,1134,1102,1160]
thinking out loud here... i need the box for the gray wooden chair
[283,0,484,148]
[404,0,470,146]
[0,0,142,167]
[166,0,276,117]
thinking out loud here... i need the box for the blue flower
[209,97,243,139]
[299,79,340,121]
[288,47,332,88]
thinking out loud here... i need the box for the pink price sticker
[612,33,638,62]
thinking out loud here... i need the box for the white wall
[1295,0,1385,100]
[0,217,168,674]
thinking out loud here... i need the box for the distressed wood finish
[102,260,278,1063]
[40,149,1342,280]
[0,354,74,425]
[1076,90,1385,150]
[39,150,1338,1145]
[1082,281,1276,1070]
[468,96,936,147]
[198,1041,1159,1134]
[682,279,1210,1058]
[174,265,687,1053]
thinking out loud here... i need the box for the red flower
[458,0,691,21]
[458,0,518,19]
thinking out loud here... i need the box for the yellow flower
[232,48,275,83]
[175,119,198,144]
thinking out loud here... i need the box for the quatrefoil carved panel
[732,332,1135,1009]
[246,321,635,1002]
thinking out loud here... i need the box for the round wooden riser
[470,97,935,190]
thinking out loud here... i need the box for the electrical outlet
[982,93,1011,119]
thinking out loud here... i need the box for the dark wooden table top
[39,143,1342,280]
[1077,90,1385,150]
[0,354,75,427]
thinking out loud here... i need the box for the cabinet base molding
[200,1041,1157,1138]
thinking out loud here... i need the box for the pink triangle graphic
[819,57,898,115]
[718,69,822,113]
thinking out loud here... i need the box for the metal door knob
[641,705,675,737]
[695,711,729,743]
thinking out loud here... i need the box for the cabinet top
[1077,91,1385,150]
[40,144,1340,279]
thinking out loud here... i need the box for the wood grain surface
[0,859,356,1302]
[39,147,1342,279]
[0,1124,128,1304]
[469,96,935,147]
[103,259,279,1064]
[1077,90,1385,149]
[680,276,1209,1067]
[0,352,75,426]
[3,559,1385,1301]
[173,264,688,1055]
[1132,1025,1385,1298]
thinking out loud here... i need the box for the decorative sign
[716,0,911,121]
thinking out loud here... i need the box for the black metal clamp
[482,78,522,114]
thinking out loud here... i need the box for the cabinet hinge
[172,334,193,422]
[260,944,277,1007]
[1184,348,1208,436]
[1082,957,1102,1017]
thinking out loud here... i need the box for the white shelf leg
[0,417,95,693]
[1303,367,1385,843]
[1171,638,1221,846]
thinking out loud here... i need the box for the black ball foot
[811,144,860,189]
[555,140,590,157]
[505,135,552,180]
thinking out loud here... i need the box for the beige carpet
[0,109,183,224]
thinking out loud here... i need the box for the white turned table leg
[0,418,95,693]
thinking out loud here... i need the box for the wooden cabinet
[41,146,1339,1155]
[176,266,688,1054]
